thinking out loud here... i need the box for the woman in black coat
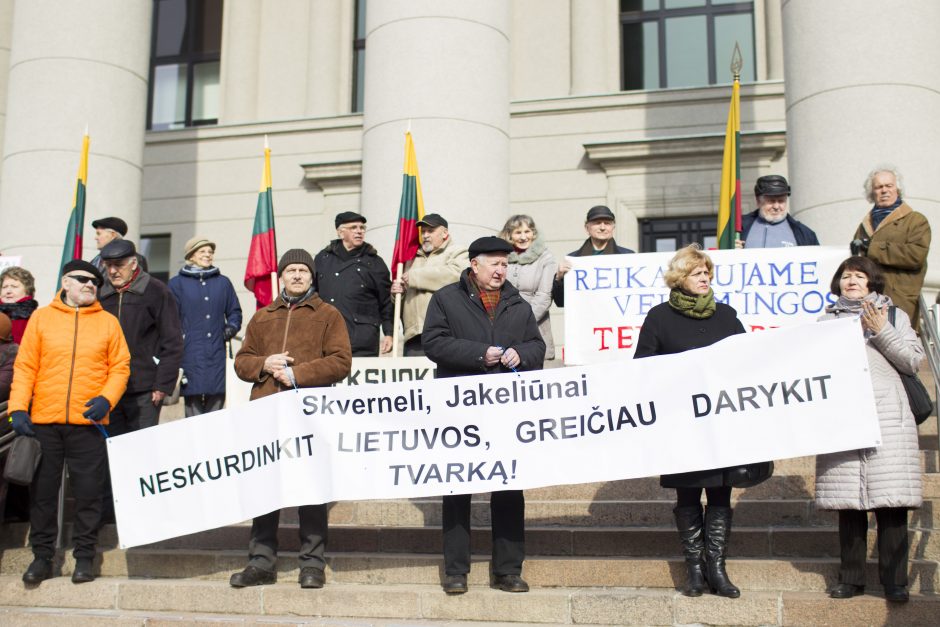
[634,244,745,599]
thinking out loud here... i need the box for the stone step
[1,548,938,593]
[0,577,938,626]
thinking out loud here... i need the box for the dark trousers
[676,486,732,508]
[403,336,425,357]
[248,505,328,572]
[30,424,106,560]
[838,508,909,587]
[109,391,162,435]
[183,394,225,417]
[442,490,525,577]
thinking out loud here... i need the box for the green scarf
[668,287,716,319]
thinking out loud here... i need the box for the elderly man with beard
[314,212,393,356]
[423,236,546,595]
[391,213,468,356]
[9,260,130,585]
[231,249,351,589]
[737,175,819,248]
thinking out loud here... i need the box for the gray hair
[863,165,904,203]
[498,214,538,243]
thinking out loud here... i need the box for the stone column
[0,0,14,192]
[0,0,152,294]
[784,0,940,291]
[359,0,510,256]
[219,0,261,123]
[762,0,784,80]
[570,0,619,95]
[306,0,354,117]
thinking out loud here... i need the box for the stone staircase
[0,388,938,624]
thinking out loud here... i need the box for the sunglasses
[67,274,101,287]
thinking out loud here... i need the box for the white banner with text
[109,317,878,548]
[563,246,848,364]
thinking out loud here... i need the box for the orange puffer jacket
[9,295,130,425]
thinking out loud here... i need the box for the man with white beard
[737,175,819,248]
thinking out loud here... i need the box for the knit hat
[61,259,104,287]
[91,217,129,236]
[277,248,315,276]
[0,312,11,342]
[184,236,216,260]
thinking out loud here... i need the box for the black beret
[61,259,104,287]
[100,239,137,260]
[335,211,367,228]
[417,213,448,229]
[468,236,513,258]
[754,175,791,197]
[91,217,128,236]
[585,205,615,222]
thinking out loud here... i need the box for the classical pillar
[784,0,940,291]
[0,0,152,294]
[219,0,261,123]
[0,0,14,192]
[359,1,510,256]
[306,0,354,117]
[762,0,784,80]
[570,0,619,95]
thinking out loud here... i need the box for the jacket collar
[861,202,913,235]
[508,238,546,265]
[322,239,376,258]
[576,237,622,256]
[99,270,151,299]
[458,267,521,302]
[49,293,104,315]
[418,238,452,259]
[265,289,323,312]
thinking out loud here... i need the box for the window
[352,0,367,113]
[148,0,223,130]
[639,216,717,253]
[140,234,172,284]
[621,0,755,91]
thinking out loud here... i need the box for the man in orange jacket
[9,259,130,585]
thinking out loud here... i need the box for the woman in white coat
[499,215,558,361]
[816,256,923,603]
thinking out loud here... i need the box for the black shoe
[71,558,95,584]
[883,586,909,602]
[299,567,325,589]
[674,505,706,597]
[829,583,865,599]
[704,506,740,599]
[442,574,468,594]
[494,574,529,593]
[22,557,53,585]
[229,565,277,588]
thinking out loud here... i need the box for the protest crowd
[0,165,934,607]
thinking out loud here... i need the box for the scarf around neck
[508,238,546,265]
[281,285,315,306]
[870,197,903,231]
[825,291,890,338]
[668,287,716,319]
[180,264,220,279]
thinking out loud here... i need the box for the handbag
[888,307,933,425]
[3,435,42,485]
[723,461,774,488]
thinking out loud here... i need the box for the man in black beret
[551,205,634,307]
[422,235,546,595]
[90,216,149,272]
[738,175,819,248]
[313,211,393,356]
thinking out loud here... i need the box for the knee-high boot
[705,505,740,598]
[674,505,707,597]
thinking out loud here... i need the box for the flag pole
[730,43,743,247]
[265,135,278,299]
[392,262,404,357]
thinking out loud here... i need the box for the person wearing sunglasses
[8,259,130,585]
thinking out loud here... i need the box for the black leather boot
[674,505,706,597]
[704,505,740,598]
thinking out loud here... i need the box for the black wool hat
[277,248,315,276]
[335,211,367,228]
[754,175,791,197]
[91,217,129,236]
[61,259,104,287]
[468,236,514,258]
[100,239,137,260]
[585,205,615,222]
[417,213,448,229]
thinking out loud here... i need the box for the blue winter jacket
[168,266,242,396]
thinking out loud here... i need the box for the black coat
[551,238,634,307]
[423,269,546,378]
[313,241,393,356]
[99,271,184,395]
[634,300,746,488]
[740,210,820,246]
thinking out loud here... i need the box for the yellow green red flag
[59,133,89,273]
[391,132,425,279]
[716,75,741,249]
[244,143,278,309]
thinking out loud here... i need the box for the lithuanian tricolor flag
[59,132,89,273]
[716,75,741,249]
[390,132,425,280]
[244,143,278,309]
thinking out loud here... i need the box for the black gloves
[10,411,35,437]
[850,238,870,256]
[223,326,238,341]
[83,396,111,422]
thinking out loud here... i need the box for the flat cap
[61,259,104,287]
[417,213,448,229]
[184,236,215,260]
[585,205,615,222]
[277,248,315,276]
[100,239,137,260]
[335,211,367,228]
[91,217,128,236]
[468,236,513,258]
[754,175,791,197]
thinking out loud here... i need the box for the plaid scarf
[478,288,500,320]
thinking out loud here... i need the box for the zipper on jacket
[277,305,294,390]
[64,305,80,424]
[117,291,124,320]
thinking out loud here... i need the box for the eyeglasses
[67,274,101,287]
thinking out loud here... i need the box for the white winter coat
[814,302,924,510]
